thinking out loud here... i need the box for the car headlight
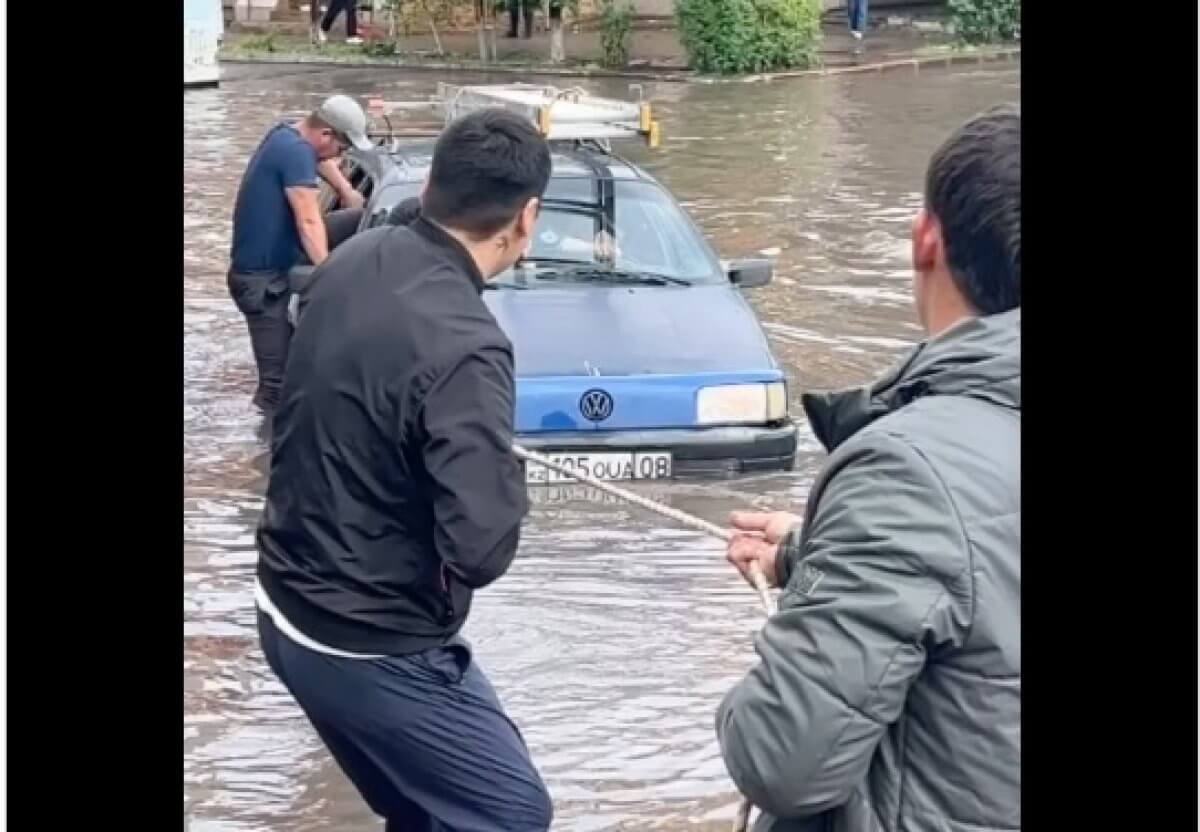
[696,382,788,425]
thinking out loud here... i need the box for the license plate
[524,451,672,485]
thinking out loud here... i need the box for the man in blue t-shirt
[228,94,372,413]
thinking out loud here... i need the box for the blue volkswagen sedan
[309,138,797,482]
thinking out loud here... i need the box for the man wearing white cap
[228,94,373,414]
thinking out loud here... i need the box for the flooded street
[184,63,1019,830]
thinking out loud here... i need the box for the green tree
[598,0,634,67]
[377,0,446,55]
[675,0,821,75]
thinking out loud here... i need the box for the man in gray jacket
[719,105,1020,832]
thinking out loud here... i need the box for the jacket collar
[803,308,1021,452]
[411,216,486,293]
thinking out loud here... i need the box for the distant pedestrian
[308,1,322,44]
[507,0,534,38]
[316,0,363,45]
[847,0,867,42]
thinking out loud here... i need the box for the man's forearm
[318,159,362,208]
[327,179,359,207]
[296,216,329,265]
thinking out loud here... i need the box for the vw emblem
[579,389,614,423]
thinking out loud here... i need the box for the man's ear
[518,197,540,238]
[911,207,941,274]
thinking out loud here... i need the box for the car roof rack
[364,83,662,149]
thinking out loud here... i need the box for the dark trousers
[321,0,358,37]
[227,210,362,412]
[258,611,553,832]
[847,0,867,33]
[507,0,533,36]
[227,270,291,412]
[325,206,363,249]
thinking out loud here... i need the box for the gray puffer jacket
[717,309,1020,832]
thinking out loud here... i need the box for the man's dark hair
[925,105,1020,315]
[423,108,552,238]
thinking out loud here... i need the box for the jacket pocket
[437,564,471,626]
[437,563,455,624]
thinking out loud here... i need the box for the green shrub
[599,0,634,68]
[363,40,398,56]
[949,0,1020,45]
[675,0,821,75]
[240,32,278,53]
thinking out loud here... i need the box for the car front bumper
[515,422,797,477]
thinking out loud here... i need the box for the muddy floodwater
[184,62,1019,830]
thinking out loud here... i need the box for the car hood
[483,284,776,377]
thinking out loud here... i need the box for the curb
[217,52,692,82]
[736,47,1020,83]
[217,46,1019,85]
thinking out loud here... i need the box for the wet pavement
[184,62,1019,830]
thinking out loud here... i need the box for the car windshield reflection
[493,179,722,288]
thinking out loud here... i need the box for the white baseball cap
[315,94,373,151]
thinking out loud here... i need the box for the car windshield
[496,177,723,288]
[365,170,724,287]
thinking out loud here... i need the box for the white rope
[511,443,777,832]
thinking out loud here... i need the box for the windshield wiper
[517,256,588,267]
[483,281,529,290]
[533,264,692,287]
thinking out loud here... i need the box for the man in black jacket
[255,108,553,832]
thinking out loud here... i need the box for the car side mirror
[727,257,773,288]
